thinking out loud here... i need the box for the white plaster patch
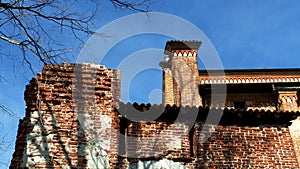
[128,159,188,169]
[83,114,111,168]
[21,110,56,167]
[99,115,111,150]
[100,115,111,130]
[289,117,300,136]
[31,124,42,133]
[31,111,40,119]
[167,137,182,149]
[86,138,110,169]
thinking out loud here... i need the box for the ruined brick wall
[10,63,300,169]
[10,63,120,168]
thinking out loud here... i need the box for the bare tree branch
[0,0,153,159]
[0,0,152,73]
[0,131,12,168]
[0,104,19,119]
[110,0,152,12]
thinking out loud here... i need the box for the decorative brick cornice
[172,50,197,57]
[198,74,300,84]
[278,91,299,112]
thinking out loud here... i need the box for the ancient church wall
[10,63,300,169]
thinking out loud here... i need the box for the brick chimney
[160,40,202,107]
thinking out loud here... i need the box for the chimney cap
[164,40,202,54]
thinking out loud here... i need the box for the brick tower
[160,40,202,106]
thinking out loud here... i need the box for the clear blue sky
[1,0,300,167]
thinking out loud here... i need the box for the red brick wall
[195,125,298,168]
[10,63,120,168]
[10,63,300,169]
[116,104,300,168]
[125,121,190,159]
